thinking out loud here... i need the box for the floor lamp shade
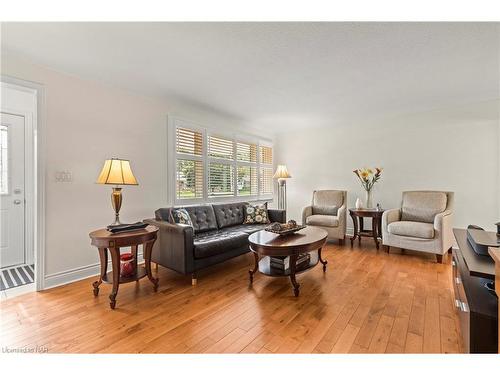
[273,165,291,211]
[96,159,138,225]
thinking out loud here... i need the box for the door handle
[13,199,22,205]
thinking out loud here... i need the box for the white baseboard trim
[44,252,144,290]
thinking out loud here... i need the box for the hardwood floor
[0,242,462,353]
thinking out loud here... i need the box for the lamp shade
[96,158,138,185]
[273,165,291,179]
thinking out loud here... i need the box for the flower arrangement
[353,167,383,208]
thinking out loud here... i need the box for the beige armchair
[302,190,347,245]
[382,191,454,263]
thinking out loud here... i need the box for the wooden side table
[349,208,385,249]
[488,247,500,353]
[89,225,159,309]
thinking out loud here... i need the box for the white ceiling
[1,22,499,132]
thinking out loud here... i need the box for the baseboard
[44,252,144,290]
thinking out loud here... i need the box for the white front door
[0,112,25,268]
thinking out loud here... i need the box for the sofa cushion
[183,205,218,233]
[388,221,435,239]
[401,191,447,223]
[313,190,344,208]
[193,230,249,259]
[213,202,247,229]
[227,224,267,235]
[306,214,339,227]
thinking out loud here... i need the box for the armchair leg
[448,247,452,254]
[191,273,197,286]
[386,245,390,253]
[339,238,345,246]
[436,254,443,264]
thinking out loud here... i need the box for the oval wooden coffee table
[248,226,328,297]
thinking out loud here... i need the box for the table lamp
[273,165,291,211]
[96,158,138,225]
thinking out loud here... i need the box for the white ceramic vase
[355,198,363,209]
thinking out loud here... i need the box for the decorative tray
[265,221,306,236]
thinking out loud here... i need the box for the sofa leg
[386,246,390,253]
[448,247,452,254]
[339,238,345,246]
[191,273,197,286]
[436,254,443,264]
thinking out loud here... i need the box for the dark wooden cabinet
[453,229,498,353]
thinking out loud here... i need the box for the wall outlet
[55,171,72,182]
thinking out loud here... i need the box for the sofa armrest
[382,208,401,230]
[302,206,313,225]
[268,209,286,223]
[143,218,195,275]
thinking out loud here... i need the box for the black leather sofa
[144,202,286,284]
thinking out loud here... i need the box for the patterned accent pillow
[244,203,270,224]
[170,208,193,227]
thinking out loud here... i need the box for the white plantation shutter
[176,159,203,199]
[208,162,234,197]
[176,127,203,156]
[237,166,258,196]
[259,167,273,195]
[208,135,234,160]
[236,141,257,163]
[259,145,273,165]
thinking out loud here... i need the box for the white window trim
[168,116,274,206]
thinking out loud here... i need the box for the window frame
[169,116,274,206]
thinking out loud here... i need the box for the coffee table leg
[93,247,107,296]
[289,254,300,297]
[109,247,120,309]
[318,248,327,272]
[249,251,259,285]
[144,240,159,292]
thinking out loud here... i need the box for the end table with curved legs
[89,226,159,310]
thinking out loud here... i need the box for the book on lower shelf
[270,253,310,271]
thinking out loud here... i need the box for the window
[0,125,8,195]
[175,127,204,200]
[172,119,273,203]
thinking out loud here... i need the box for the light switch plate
[55,171,72,182]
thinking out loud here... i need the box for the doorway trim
[1,76,46,291]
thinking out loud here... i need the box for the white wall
[1,53,270,288]
[274,101,500,232]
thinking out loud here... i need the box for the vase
[355,198,363,209]
[365,190,373,209]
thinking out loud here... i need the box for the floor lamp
[273,165,291,211]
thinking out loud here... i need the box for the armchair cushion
[388,221,435,239]
[312,205,338,216]
[401,191,447,223]
[306,214,339,227]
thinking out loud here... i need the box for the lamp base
[111,187,123,226]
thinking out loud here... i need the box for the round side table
[89,225,159,309]
[348,208,385,249]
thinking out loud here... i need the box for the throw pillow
[244,203,270,224]
[170,208,193,227]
